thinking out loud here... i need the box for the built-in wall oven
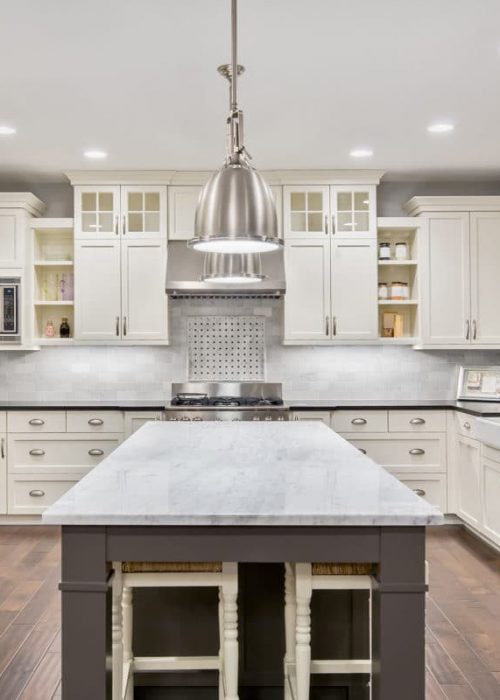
[0,278,21,341]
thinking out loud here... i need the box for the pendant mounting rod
[231,0,238,111]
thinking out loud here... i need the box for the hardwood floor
[0,525,498,699]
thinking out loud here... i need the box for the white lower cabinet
[0,431,6,514]
[124,411,163,438]
[455,434,482,529]
[291,411,331,426]
[481,446,500,547]
[8,475,82,515]
[386,471,447,511]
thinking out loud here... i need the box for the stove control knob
[192,417,202,421]
[232,418,240,421]
[265,416,273,421]
[168,417,178,421]
[252,416,260,421]
[180,417,190,421]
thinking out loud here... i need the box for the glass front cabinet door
[331,186,376,237]
[283,186,330,238]
[75,186,120,239]
[121,186,166,239]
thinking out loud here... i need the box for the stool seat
[311,562,376,576]
[122,561,222,573]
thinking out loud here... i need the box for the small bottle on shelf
[59,318,71,338]
[45,320,55,338]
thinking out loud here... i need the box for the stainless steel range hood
[165,242,286,298]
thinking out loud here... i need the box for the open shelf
[379,300,419,306]
[34,301,74,306]
[378,260,417,266]
[34,260,73,267]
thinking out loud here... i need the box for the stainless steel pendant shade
[202,252,264,283]
[191,162,280,254]
[189,0,281,255]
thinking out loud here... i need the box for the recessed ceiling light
[427,122,455,133]
[350,148,373,158]
[0,125,16,135]
[84,149,108,159]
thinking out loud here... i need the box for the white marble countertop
[42,422,443,526]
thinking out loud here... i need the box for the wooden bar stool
[112,561,239,700]
[284,562,375,700]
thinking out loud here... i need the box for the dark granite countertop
[0,399,499,417]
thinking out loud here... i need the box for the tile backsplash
[1,298,500,401]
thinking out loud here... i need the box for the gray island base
[43,422,443,700]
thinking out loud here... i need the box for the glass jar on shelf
[390,281,409,300]
[395,241,409,260]
[378,282,389,300]
[378,242,391,260]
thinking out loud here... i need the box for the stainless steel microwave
[0,279,20,336]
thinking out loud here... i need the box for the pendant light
[189,0,281,255]
[202,252,265,283]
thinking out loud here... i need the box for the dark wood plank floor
[0,525,498,699]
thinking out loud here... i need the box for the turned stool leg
[284,563,296,700]
[295,563,312,700]
[112,564,123,700]
[222,563,239,700]
[122,586,134,700]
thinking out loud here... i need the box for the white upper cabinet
[121,186,166,239]
[421,213,471,345]
[75,186,120,239]
[75,240,122,340]
[331,186,376,237]
[284,238,330,341]
[168,186,201,240]
[75,185,166,239]
[331,239,377,340]
[0,211,25,268]
[470,212,500,344]
[121,239,168,341]
[283,186,329,239]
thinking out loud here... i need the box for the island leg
[371,527,426,700]
[60,526,110,700]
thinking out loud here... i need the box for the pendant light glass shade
[202,252,264,283]
[191,160,280,254]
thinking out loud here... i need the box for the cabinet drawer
[0,412,5,432]
[454,412,477,438]
[332,410,387,433]
[66,411,124,433]
[388,410,446,433]
[8,475,80,515]
[291,411,331,426]
[387,471,447,512]
[124,411,163,438]
[7,411,66,433]
[7,433,122,474]
[346,435,445,470]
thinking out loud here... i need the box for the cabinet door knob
[29,418,45,426]
[88,418,104,426]
[413,488,426,497]
[410,417,426,425]
[409,448,425,455]
[29,449,45,456]
[88,448,105,457]
[29,490,45,497]
[351,418,367,425]
[358,447,367,454]
[463,421,471,430]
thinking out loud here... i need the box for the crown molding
[65,169,386,187]
[0,192,46,216]
[404,195,500,216]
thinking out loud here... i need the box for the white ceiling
[1,0,500,182]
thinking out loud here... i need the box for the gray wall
[0,177,499,401]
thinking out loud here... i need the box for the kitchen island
[43,421,442,700]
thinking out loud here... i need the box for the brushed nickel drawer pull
[409,448,425,455]
[465,320,470,340]
[89,448,104,456]
[358,448,367,454]
[116,316,120,337]
[1,438,4,459]
[324,214,328,235]
[29,418,45,426]
[29,489,45,497]
[410,417,426,425]
[472,319,477,340]
[325,316,329,336]
[413,488,426,497]
[463,421,471,430]
[29,449,45,456]
[88,418,104,426]
[123,214,127,236]
[351,418,367,425]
